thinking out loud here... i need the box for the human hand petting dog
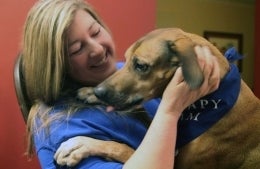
[160,45,220,117]
[54,136,134,167]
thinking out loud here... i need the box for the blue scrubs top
[33,62,161,169]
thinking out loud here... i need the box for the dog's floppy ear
[167,39,204,89]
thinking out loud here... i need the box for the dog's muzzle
[94,85,144,111]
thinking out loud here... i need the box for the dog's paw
[54,136,134,166]
[77,87,102,104]
[54,136,95,167]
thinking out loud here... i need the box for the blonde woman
[22,0,220,168]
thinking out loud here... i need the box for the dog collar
[176,61,241,149]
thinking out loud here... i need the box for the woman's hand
[161,46,220,117]
[54,136,134,166]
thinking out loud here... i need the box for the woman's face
[67,9,117,86]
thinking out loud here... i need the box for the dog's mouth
[94,86,144,112]
[103,96,144,112]
[112,97,144,112]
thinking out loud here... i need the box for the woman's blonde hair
[22,0,109,157]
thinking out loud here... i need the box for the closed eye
[69,43,84,56]
[92,27,101,37]
[90,22,101,37]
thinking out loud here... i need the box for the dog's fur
[73,28,260,168]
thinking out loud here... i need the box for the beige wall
[156,0,255,88]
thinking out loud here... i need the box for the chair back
[13,54,31,122]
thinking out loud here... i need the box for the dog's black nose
[94,86,109,100]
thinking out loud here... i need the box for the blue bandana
[176,48,242,149]
[224,47,243,62]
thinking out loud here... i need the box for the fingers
[170,67,184,86]
[194,45,220,95]
[194,46,207,72]
[208,56,220,92]
[195,46,213,79]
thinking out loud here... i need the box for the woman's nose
[88,40,103,58]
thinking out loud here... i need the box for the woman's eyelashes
[91,25,101,37]
[69,42,84,56]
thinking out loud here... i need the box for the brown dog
[63,28,260,168]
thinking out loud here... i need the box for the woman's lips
[90,52,110,71]
[92,55,107,67]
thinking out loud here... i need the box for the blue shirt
[34,62,160,168]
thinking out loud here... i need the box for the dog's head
[94,28,229,111]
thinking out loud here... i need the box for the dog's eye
[135,62,150,73]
